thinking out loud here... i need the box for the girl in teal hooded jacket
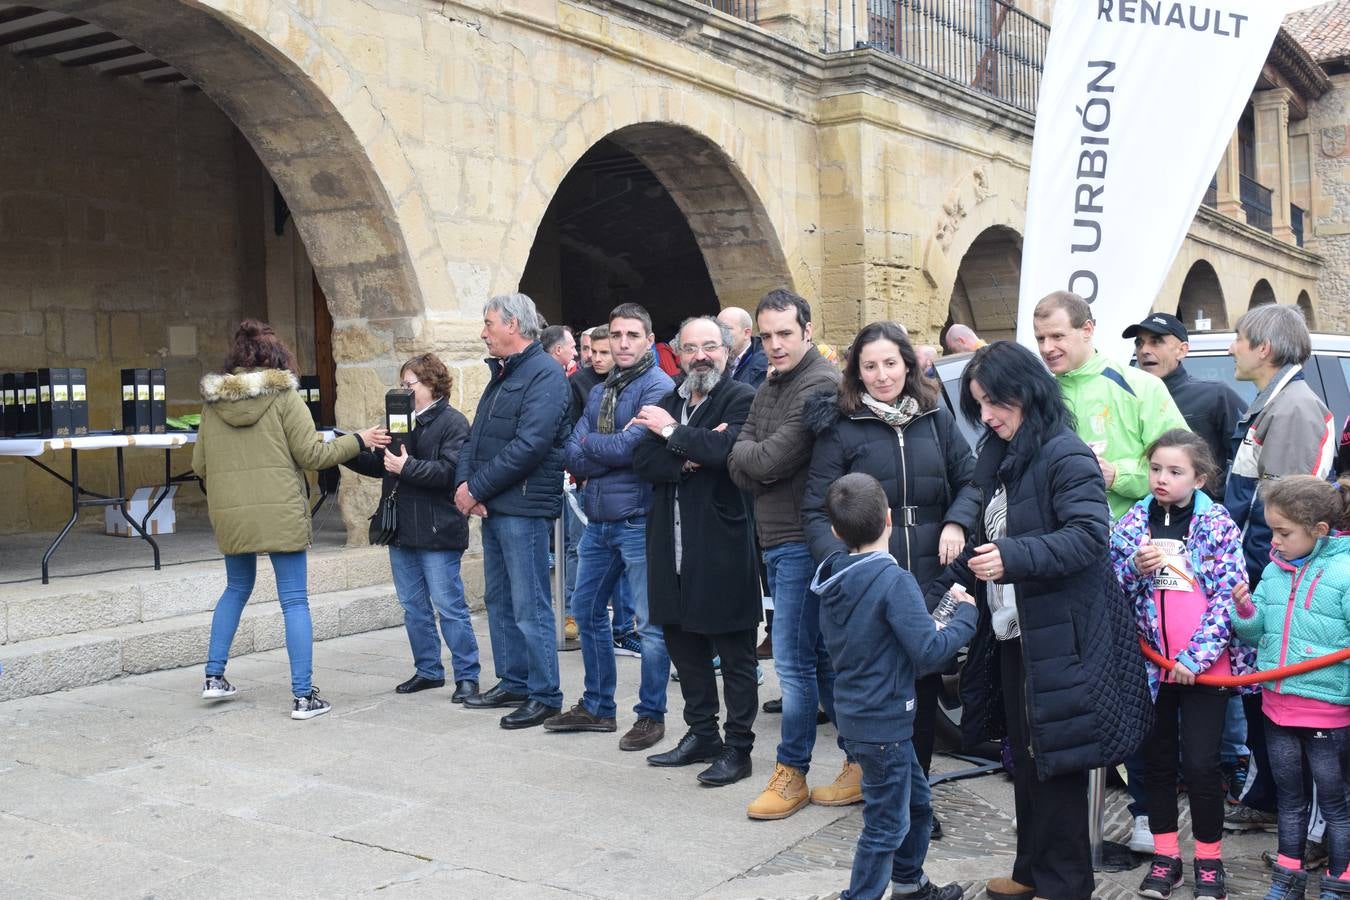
[1233,475,1350,899]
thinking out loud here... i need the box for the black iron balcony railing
[822,0,1048,114]
[703,0,758,21]
[1291,203,1304,248]
[1240,174,1273,234]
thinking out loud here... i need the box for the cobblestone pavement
[0,617,1304,898]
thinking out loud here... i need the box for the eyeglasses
[679,342,723,355]
[400,379,421,390]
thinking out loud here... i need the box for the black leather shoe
[500,700,560,730]
[931,815,943,841]
[697,746,753,786]
[762,697,782,714]
[395,675,445,694]
[463,683,528,709]
[450,680,478,703]
[647,730,723,767]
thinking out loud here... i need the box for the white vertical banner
[1016,1,1285,356]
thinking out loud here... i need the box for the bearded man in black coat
[632,315,760,787]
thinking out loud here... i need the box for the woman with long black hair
[932,340,1151,900]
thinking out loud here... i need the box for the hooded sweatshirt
[811,550,977,742]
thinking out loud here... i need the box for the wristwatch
[660,423,676,440]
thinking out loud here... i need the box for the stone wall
[1309,71,1350,333]
[0,51,317,534]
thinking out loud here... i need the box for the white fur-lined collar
[200,368,298,403]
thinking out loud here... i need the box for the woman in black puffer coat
[802,321,980,816]
[929,341,1151,900]
[346,353,481,701]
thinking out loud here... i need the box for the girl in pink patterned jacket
[1109,429,1253,900]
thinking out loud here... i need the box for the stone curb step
[0,546,395,646]
[0,584,402,702]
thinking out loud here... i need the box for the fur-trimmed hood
[199,368,298,428]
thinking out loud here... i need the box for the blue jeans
[1266,718,1350,877]
[563,498,582,616]
[480,515,562,708]
[841,738,932,900]
[572,516,669,720]
[611,575,635,637]
[388,545,480,683]
[206,551,312,697]
[766,541,838,773]
[1221,692,1250,764]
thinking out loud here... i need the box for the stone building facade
[0,0,1330,547]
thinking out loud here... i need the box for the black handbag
[368,486,398,545]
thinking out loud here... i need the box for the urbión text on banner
[1015,0,1285,357]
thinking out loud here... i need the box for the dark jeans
[840,738,932,900]
[1266,718,1350,877]
[1238,692,1278,812]
[1144,683,1229,843]
[664,624,758,751]
[1002,639,1094,900]
[912,673,941,775]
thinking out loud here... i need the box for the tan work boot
[985,876,1035,900]
[563,615,578,641]
[810,760,863,806]
[746,762,810,820]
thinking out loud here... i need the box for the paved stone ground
[0,614,1296,898]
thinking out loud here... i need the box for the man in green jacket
[1033,291,1188,523]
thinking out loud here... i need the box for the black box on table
[17,372,40,437]
[68,368,88,435]
[150,369,167,434]
[300,375,321,427]
[122,368,151,434]
[37,368,71,437]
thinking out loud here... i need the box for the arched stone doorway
[945,225,1022,343]
[1249,279,1277,308]
[519,123,792,340]
[1297,290,1316,328]
[1176,260,1227,332]
[16,1,425,350]
[1,3,422,536]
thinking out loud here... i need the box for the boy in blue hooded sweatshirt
[812,472,978,900]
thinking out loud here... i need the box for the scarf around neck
[598,350,656,433]
[860,392,922,429]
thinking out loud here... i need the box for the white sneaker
[1129,815,1155,853]
[201,675,237,700]
[291,689,331,720]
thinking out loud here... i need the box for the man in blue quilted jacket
[455,293,571,730]
[548,302,675,752]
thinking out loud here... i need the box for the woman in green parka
[193,319,389,719]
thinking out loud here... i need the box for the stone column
[1253,88,1295,243]
[1214,131,1246,222]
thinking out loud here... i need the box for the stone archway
[1250,279,1277,308]
[946,225,1022,342]
[1176,260,1227,332]
[921,164,1029,337]
[519,121,793,335]
[25,0,426,349]
[1297,290,1316,328]
[11,1,427,542]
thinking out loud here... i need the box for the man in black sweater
[1124,313,1245,491]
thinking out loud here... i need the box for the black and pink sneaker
[1192,858,1226,900]
[1138,855,1183,899]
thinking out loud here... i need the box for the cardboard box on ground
[105,485,177,537]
